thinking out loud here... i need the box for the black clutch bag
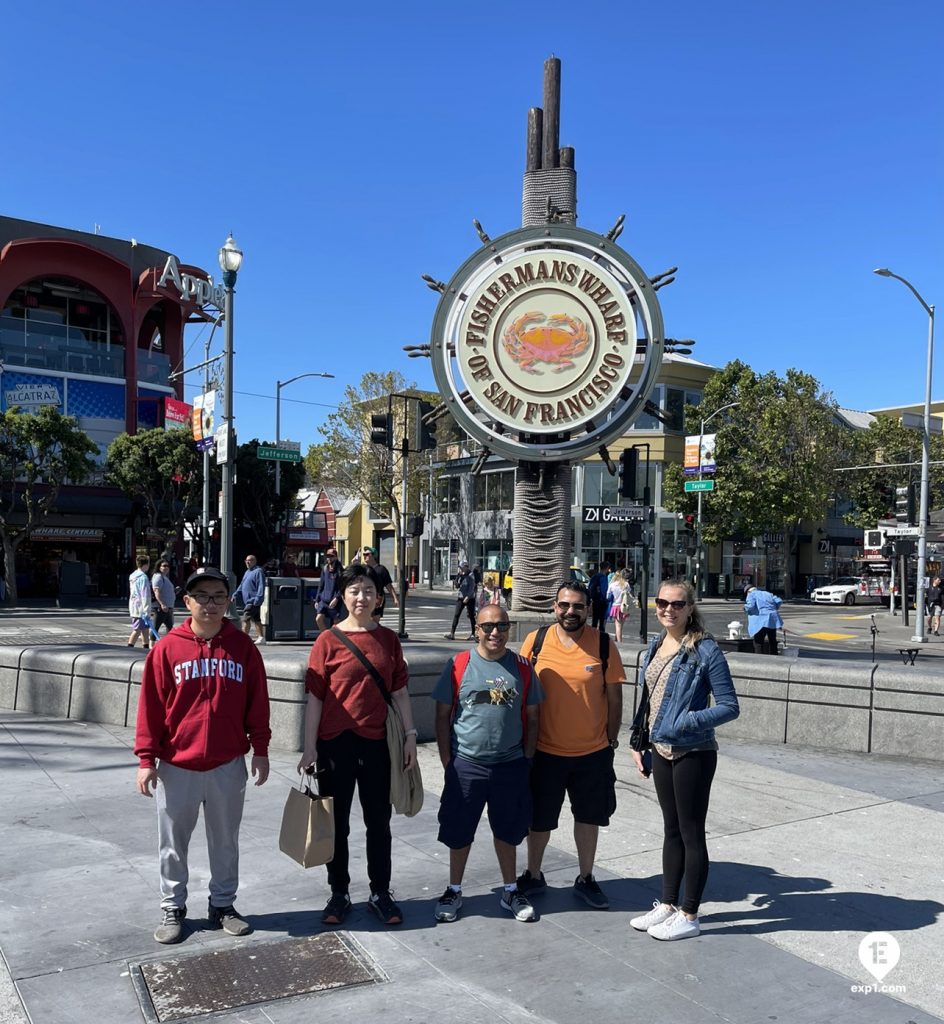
[629,682,651,751]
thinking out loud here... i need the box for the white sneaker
[648,911,700,941]
[254,637,266,645]
[630,901,676,932]
[500,888,536,922]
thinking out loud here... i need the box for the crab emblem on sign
[502,311,591,374]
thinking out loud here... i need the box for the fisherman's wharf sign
[430,225,665,462]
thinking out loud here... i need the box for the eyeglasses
[326,553,337,559]
[655,598,689,611]
[478,621,511,634]
[557,601,587,611]
[187,592,229,606]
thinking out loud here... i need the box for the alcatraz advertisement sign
[458,249,635,432]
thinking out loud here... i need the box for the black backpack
[529,624,609,679]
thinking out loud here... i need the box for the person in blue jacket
[744,585,783,655]
[232,554,267,645]
[628,578,739,942]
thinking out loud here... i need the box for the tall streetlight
[218,233,243,585]
[695,401,740,600]
[274,372,334,494]
[874,268,935,643]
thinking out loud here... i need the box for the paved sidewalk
[0,712,942,1023]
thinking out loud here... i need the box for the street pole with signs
[693,401,739,601]
[218,234,242,586]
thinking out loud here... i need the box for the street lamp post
[218,234,243,586]
[274,372,334,494]
[695,401,740,601]
[874,268,935,643]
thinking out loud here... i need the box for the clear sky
[2,1,941,452]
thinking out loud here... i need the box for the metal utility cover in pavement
[130,933,385,1023]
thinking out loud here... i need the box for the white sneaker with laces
[648,910,700,940]
[254,636,266,645]
[630,901,676,932]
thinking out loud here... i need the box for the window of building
[631,385,663,430]
[472,470,515,511]
[437,475,461,514]
[0,277,124,376]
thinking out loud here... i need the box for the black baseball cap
[184,566,230,593]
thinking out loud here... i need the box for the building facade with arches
[0,215,215,597]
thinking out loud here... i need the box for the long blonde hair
[659,578,709,648]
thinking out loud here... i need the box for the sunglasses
[187,592,229,606]
[655,598,689,611]
[478,621,511,634]
[557,601,587,611]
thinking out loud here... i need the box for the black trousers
[450,597,476,635]
[752,626,778,655]
[652,749,717,915]
[591,599,608,631]
[316,731,392,895]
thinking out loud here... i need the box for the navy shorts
[530,746,617,830]
[241,603,261,623]
[437,755,532,849]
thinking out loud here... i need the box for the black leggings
[451,597,476,635]
[752,627,778,655]
[651,749,717,915]
[317,731,392,895]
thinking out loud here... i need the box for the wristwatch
[609,739,620,750]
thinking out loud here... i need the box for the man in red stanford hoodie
[135,566,271,944]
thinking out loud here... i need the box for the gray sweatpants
[156,757,247,911]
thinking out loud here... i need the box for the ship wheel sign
[430,225,665,463]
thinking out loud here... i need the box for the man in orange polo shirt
[516,580,625,909]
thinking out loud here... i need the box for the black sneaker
[516,869,547,896]
[154,905,186,944]
[321,892,352,925]
[573,873,609,910]
[367,890,403,925]
[208,902,251,936]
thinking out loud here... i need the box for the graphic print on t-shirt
[462,678,519,709]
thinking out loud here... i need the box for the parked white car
[811,576,863,605]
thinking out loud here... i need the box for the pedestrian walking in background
[588,561,611,631]
[361,546,398,620]
[432,603,545,923]
[135,566,271,945]
[233,554,266,645]
[297,564,417,927]
[629,578,739,941]
[127,554,153,649]
[926,576,942,636]
[313,547,344,631]
[151,558,176,636]
[444,560,477,640]
[744,585,783,655]
[607,569,633,643]
[517,581,625,911]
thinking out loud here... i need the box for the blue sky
[2,1,941,451]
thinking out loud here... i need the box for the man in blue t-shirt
[431,603,545,924]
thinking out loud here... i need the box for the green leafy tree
[0,406,99,606]
[106,427,203,550]
[663,360,843,595]
[304,371,445,563]
[234,438,306,559]
[841,414,944,529]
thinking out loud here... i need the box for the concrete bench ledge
[2,642,943,761]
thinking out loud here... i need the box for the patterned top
[645,642,719,760]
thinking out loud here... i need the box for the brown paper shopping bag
[278,776,334,868]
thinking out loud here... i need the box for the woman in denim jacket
[629,578,739,941]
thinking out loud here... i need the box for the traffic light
[618,521,643,545]
[895,483,917,524]
[370,412,393,449]
[416,400,437,451]
[684,514,695,529]
[407,513,425,537]
[877,484,894,517]
[619,447,639,499]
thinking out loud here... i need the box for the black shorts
[530,746,617,830]
[241,603,262,623]
[437,756,532,849]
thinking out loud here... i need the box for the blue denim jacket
[637,635,739,748]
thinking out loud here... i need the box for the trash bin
[301,580,320,640]
[263,577,304,641]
